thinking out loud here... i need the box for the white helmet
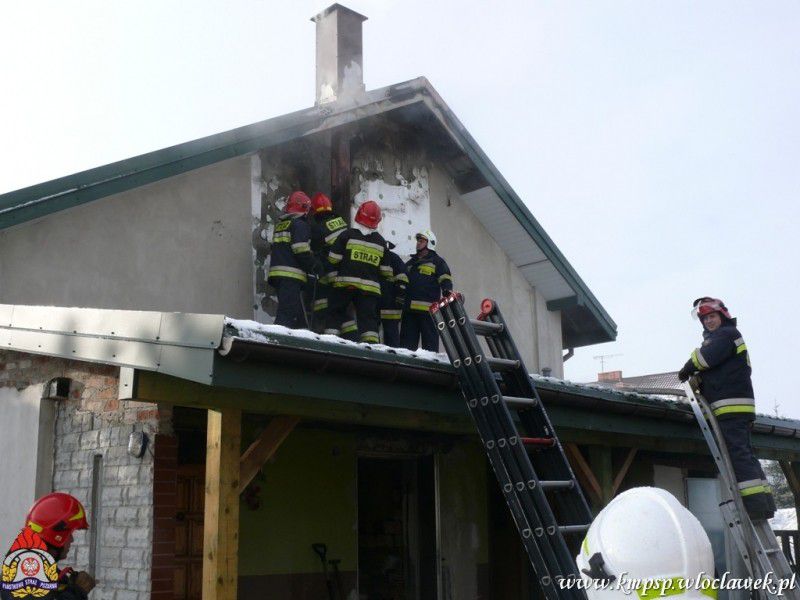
[576,487,715,600]
[416,229,437,251]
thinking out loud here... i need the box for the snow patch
[770,508,797,531]
[224,318,449,364]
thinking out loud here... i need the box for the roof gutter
[218,335,457,389]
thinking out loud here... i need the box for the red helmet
[692,297,732,320]
[285,191,312,215]
[355,200,381,229]
[25,493,88,548]
[311,192,333,214]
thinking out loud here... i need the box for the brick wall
[151,434,178,599]
[0,350,170,600]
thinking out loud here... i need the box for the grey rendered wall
[0,156,253,317]
[0,384,52,552]
[428,166,563,376]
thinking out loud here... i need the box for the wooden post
[330,130,351,220]
[589,446,614,506]
[202,408,241,600]
[779,460,800,530]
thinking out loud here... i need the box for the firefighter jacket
[379,250,409,321]
[682,319,754,419]
[267,213,315,284]
[405,250,453,312]
[310,212,348,285]
[328,229,392,296]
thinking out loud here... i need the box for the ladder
[431,292,591,600]
[683,379,799,599]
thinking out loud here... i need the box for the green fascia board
[416,84,617,344]
[218,326,800,449]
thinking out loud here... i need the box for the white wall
[428,165,563,375]
[0,385,53,551]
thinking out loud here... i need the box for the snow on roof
[223,318,450,364]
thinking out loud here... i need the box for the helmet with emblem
[311,192,334,214]
[355,200,382,229]
[285,191,312,215]
[415,229,437,251]
[691,297,732,321]
[25,492,89,548]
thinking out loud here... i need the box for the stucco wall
[428,165,563,376]
[0,384,53,552]
[0,156,253,317]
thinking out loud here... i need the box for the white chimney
[311,4,368,105]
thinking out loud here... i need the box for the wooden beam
[203,408,241,600]
[565,443,602,506]
[238,416,300,494]
[611,448,638,497]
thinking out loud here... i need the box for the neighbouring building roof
[0,78,615,348]
[592,370,684,396]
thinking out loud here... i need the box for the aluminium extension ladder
[431,292,591,600]
[683,379,799,600]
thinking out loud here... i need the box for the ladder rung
[503,395,538,409]
[486,356,520,372]
[521,437,556,448]
[469,318,504,336]
[540,480,574,491]
[559,524,590,535]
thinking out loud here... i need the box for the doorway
[357,456,437,599]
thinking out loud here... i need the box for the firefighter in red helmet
[325,200,393,343]
[678,297,776,520]
[267,191,317,329]
[308,193,347,330]
[2,492,95,599]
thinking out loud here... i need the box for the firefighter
[308,192,348,330]
[577,487,715,600]
[678,297,776,520]
[401,229,452,352]
[325,200,392,344]
[1,492,95,599]
[267,191,317,329]
[378,241,408,347]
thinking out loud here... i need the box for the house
[1,5,799,600]
[592,370,684,397]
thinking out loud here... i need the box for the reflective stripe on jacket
[268,214,314,284]
[328,229,392,297]
[682,320,755,419]
[405,250,453,311]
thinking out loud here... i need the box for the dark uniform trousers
[381,318,401,347]
[327,287,379,343]
[719,415,776,519]
[401,311,438,352]
[274,279,306,329]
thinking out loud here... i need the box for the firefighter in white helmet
[576,487,716,600]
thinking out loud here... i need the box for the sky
[2,1,799,416]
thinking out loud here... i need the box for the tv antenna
[593,353,623,372]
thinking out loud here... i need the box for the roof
[2,304,798,458]
[592,371,683,396]
[0,78,615,348]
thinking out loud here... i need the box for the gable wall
[428,166,563,376]
[0,156,253,317]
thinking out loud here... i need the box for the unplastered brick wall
[0,350,170,600]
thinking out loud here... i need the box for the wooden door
[174,464,205,599]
